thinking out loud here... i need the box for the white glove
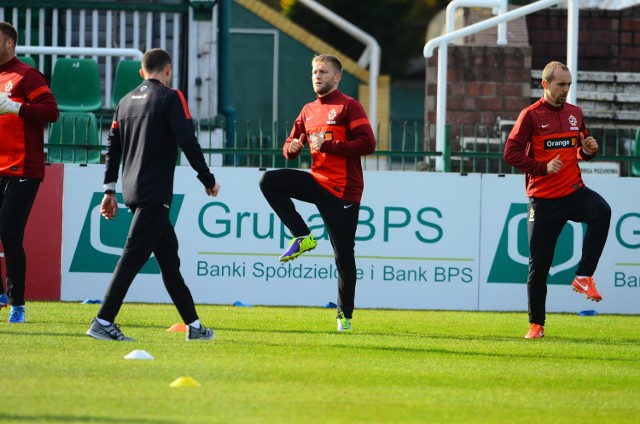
[0,92,21,115]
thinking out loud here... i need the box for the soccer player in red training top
[86,48,220,342]
[504,61,611,339]
[0,22,59,324]
[259,54,376,332]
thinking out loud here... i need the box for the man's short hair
[542,61,569,83]
[0,22,18,45]
[142,48,172,74]
[312,54,343,74]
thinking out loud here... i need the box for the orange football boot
[572,276,602,302]
[525,323,544,339]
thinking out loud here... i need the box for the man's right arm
[503,112,547,175]
[101,115,122,220]
[283,114,306,160]
[104,117,122,185]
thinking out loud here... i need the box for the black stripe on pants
[259,169,359,319]
[0,177,40,306]
[97,203,199,324]
[527,187,611,326]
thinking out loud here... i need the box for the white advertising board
[61,165,640,314]
[570,175,640,314]
[479,173,640,314]
[578,160,620,177]
[61,166,481,309]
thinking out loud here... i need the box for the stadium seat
[17,55,37,68]
[51,58,102,112]
[633,128,640,177]
[47,112,101,164]
[111,59,142,107]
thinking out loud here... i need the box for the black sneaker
[187,324,215,341]
[86,318,134,341]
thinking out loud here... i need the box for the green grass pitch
[2,302,639,423]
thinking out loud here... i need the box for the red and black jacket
[504,97,595,199]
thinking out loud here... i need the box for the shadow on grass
[345,341,640,363]
[210,323,640,345]
[0,414,173,423]
[210,326,640,363]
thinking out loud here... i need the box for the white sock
[188,319,201,329]
[97,318,111,326]
[576,275,588,279]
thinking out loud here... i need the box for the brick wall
[424,4,640,150]
[527,7,640,72]
[425,46,531,147]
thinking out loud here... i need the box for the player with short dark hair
[86,48,220,341]
[0,22,59,323]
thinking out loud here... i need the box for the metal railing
[2,1,186,109]
[423,0,580,171]
[44,119,640,177]
[447,124,639,176]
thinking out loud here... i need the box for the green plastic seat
[111,59,142,107]
[633,128,640,177]
[51,58,102,112]
[17,55,37,68]
[47,112,101,164]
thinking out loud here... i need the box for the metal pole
[424,0,566,171]
[567,0,579,104]
[298,0,380,133]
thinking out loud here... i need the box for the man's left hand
[580,132,598,155]
[206,183,220,197]
[310,132,325,151]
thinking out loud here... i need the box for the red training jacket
[0,57,59,180]
[504,97,595,199]
[283,90,376,203]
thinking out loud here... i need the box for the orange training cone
[166,323,187,332]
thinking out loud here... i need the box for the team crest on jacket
[327,108,337,124]
[568,114,578,130]
[4,80,13,95]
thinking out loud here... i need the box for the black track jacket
[104,79,215,206]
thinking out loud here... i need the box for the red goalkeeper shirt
[283,90,376,203]
[0,57,59,180]
[504,97,595,199]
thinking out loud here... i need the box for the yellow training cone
[166,323,187,332]
[169,377,201,388]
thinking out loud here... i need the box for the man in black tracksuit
[86,48,220,342]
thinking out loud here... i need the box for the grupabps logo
[69,193,184,273]
[487,203,584,284]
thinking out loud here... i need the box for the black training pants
[97,203,199,324]
[527,187,611,326]
[259,169,360,319]
[0,177,40,306]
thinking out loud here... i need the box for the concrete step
[530,70,640,124]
